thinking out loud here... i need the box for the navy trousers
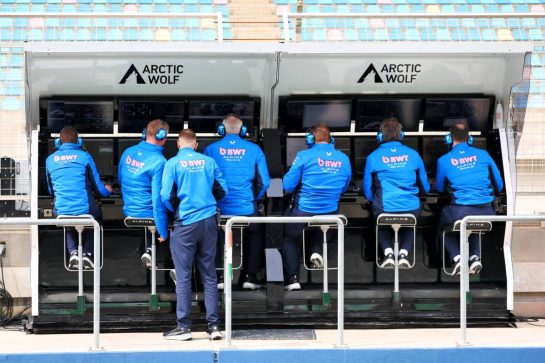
[216,213,264,276]
[440,204,495,261]
[170,215,219,329]
[281,207,338,277]
[65,210,102,256]
[373,205,421,255]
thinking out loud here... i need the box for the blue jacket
[436,143,504,205]
[364,141,430,212]
[204,134,271,216]
[118,141,169,239]
[283,143,352,214]
[46,143,111,216]
[161,147,228,225]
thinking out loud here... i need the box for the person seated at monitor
[436,123,504,275]
[118,119,170,269]
[204,114,271,290]
[364,118,429,269]
[45,126,113,270]
[282,124,352,291]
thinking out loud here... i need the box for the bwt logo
[358,63,422,84]
[382,155,409,163]
[120,63,184,85]
[180,159,206,167]
[451,156,477,166]
[126,155,145,168]
[54,154,78,162]
[219,148,247,156]
[318,157,343,168]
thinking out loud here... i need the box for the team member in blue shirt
[436,123,504,275]
[282,124,351,290]
[118,119,170,268]
[364,118,430,269]
[204,114,271,290]
[161,129,228,341]
[46,126,112,270]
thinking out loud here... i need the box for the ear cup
[444,133,453,145]
[377,132,383,143]
[305,132,315,146]
[54,138,61,149]
[76,137,83,147]
[239,125,248,137]
[468,135,473,145]
[141,128,147,141]
[217,123,226,137]
[399,131,404,141]
[155,128,167,141]
[330,135,335,145]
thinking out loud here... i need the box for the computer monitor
[423,97,494,132]
[188,100,255,133]
[334,137,351,159]
[47,100,114,133]
[286,137,308,167]
[118,99,185,133]
[81,139,114,179]
[421,137,449,176]
[355,98,421,132]
[196,138,219,154]
[471,136,487,150]
[284,100,352,132]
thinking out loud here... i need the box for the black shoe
[380,253,395,269]
[68,251,79,270]
[469,256,482,275]
[284,274,301,291]
[163,326,192,341]
[141,249,152,269]
[242,274,262,290]
[217,273,224,290]
[82,253,94,270]
[208,325,224,340]
[398,253,410,269]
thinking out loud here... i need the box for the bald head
[450,123,470,145]
[223,114,243,135]
[177,129,197,150]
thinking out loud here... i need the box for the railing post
[282,12,290,43]
[459,218,469,346]
[336,217,344,346]
[92,219,102,351]
[217,12,224,42]
[225,219,234,346]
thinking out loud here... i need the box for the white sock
[384,248,393,256]
[399,249,408,257]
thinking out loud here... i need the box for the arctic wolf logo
[357,63,383,84]
[119,64,146,84]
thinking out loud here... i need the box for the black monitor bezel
[187,98,259,134]
[45,99,115,134]
[354,97,423,132]
[117,97,186,133]
[423,95,495,132]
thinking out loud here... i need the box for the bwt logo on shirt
[451,156,477,166]
[219,147,246,156]
[54,154,78,162]
[180,159,206,167]
[317,157,343,168]
[382,155,409,163]
[126,155,145,168]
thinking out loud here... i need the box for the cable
[514,316,545,327]
[0,257,14,327]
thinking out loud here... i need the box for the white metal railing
[224,215,346,346]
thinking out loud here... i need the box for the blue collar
[378,141,402,149]
[139,140,164,152]
[58,143,81,150]
[224,134,242,140]
[178,147,196,155]
[312,143,335,150]
[452,143,470,151]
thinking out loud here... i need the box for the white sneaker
[310,253,324,269]
[141,250,152,269]
[82,254,94,270]
[469,256,482,275]
[169,269,176,285]
[398,253,410,269]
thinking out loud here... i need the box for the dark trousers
[215,213,264,276]
[170,215,219,329]
[65,210,102,256]
[281,207,337,277]
[440,204,495,261]
[144,229,153,251]
[373,205,420,255]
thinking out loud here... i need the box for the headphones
[217,120,248,138]
[305,127,335,146]
[141,127,168,141]
[377,123,404,143]
[445,129,473,146]
[54,136,83,149]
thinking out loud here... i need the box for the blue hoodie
[204,134,271,216]
[436,143,504,205]
[161,147,228,225]
[46,143,111,216]
[118,141,169,239]
[364,141,429,212]
[283,143,352,214]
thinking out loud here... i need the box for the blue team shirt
[46,143,111,216]
[118,141,169,239]
[161,147,228,225]
[283,143,352,214]
[436,143,504,205]
[204,134,271,216]
[364,141,430,212]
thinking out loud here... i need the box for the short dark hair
[313,123,331,143]
[59,126,78,144]
[146,119,169,139]
[379,118,403,142]
[450,123,470,143]
[178,129,197,143]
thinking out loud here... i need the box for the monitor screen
[188,101,255,133]
[196,138,219,154]
[286,137,308,167]
[355,98,421,132]
[163,139,180,159]
[421,137,449,176]
[423,97,493,131]
[302,102,352,130]
[334,137,351,159]
[118,100,185,133]
[47,100,114,133]
[82,139,114,179]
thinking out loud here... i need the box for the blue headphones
[141,127,167,141]
[445,132,473,146]
[217,122,248,137]
[54,136,83,149]
[377,130,404,143]
[305,128,335,146]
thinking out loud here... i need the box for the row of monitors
[43,98,259,134]
[280,95,495,133]
[286,136,487,177]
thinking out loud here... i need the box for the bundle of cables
[0,257,14,326]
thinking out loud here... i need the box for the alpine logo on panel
[358,63,422,84]
[119,64,184,85]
